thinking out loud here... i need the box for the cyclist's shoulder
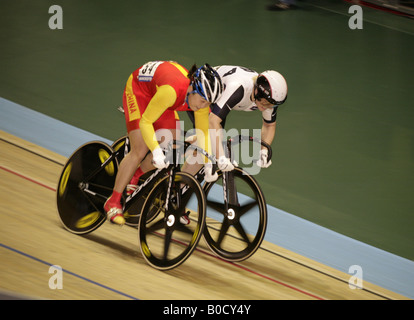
[136,61,188,84]
[214,65,258,81]
[217,66,256,91]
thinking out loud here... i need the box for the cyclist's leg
[105,128,149,224]
[113,129,149,194]
[105,83,148,224]
[179,137,203,224]
[126,153,153,195]
[181,146,203,176]
[126,110,179,194]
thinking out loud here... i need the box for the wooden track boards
[0,130,408,300]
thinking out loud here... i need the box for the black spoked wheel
[138,172,206,270]
[203,167,267,261]
[56,142,118,234]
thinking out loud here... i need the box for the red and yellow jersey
[125,61,190,117]
[123,61,210,156]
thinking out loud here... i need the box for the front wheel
[203,167,267,261]
[138,172,206,270]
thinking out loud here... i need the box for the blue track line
[0,243,139,300]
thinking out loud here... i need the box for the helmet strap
[185,90,197,105]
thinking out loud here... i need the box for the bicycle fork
[223,139,239,220]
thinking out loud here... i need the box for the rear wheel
[56,142,118,234]
[111,135,128,164]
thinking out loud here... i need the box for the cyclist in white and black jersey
[211,65,278,126]
[187,65,287,172]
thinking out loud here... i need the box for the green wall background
[1,0,413,260]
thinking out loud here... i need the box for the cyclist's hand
[256,149,272,168]
[218,156,235,172]
[204,162,218,182]
[152,147,169,169]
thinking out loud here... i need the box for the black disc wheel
[138,172,206,270]
[111,135,129,164]
[203,167,267,261]
[56,142,118,234]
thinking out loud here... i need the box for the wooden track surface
[0,130,408,300]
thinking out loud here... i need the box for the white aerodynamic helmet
[254,70,288,106]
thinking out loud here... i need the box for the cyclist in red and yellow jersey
[105,61,223,225]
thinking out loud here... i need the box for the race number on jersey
[138,61,163,82]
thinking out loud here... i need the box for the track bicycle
[113,133,272,262]
[56,138,215,270]
[195,135,271,262]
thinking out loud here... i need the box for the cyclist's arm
[194,106,211,163]
[209,113,226,159]
[209,84,244,159]
[140,85,177,151]
[261,107,277,149]
[210,84,244,121]
[261,120,276,147]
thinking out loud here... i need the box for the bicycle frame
[80,138,217,216]
[80,134,269,220]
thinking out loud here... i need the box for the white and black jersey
[211,65,278,127]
